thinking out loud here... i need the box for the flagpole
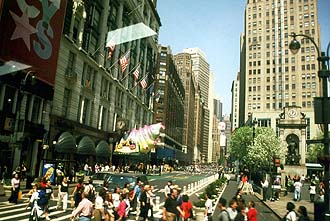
[107,49,130,72]
[143,81,155,93]
[129,72,149,91]
[120,63,140,82]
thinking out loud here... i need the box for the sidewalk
[254,188,315,220]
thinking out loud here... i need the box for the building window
[62,88,71,117]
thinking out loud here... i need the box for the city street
[0,171,212,221]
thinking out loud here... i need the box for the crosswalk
[0,193,165,221]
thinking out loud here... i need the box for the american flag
[140,77,147,89]
[132,64,140,80]
[106,39,115,59]
[119,51,130,73]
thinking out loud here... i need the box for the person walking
[140,185,151,221]
[226,199,238,221]
[71,192,94,221]
[294,179,303,201]
[218,198,230,221]
[283,202,297,221]
[247,201,258,221]
[164,180,172,198]
[297,206,310,221]
[116,194,128,221]
[8,173,20,204]
[44,180,55,220]
[57,177,69,211]
[94,188,109,221]
[163,188,184,221]
[204,194,213,221]
[308,182,316,202]
[180,195,193,221]
[72,179,84,208]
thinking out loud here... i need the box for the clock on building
[288,109,298,118]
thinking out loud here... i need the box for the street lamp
[289,32,330,220]
[252,118,257,145]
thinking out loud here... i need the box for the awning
[77,136,96,156]
[55,132,77,153]
[96,140,110,157]
[306,163,323,168]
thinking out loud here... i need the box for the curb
[254,191,283,220]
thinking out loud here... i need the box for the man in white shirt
[294,179,303,201]
[261,178,269,201]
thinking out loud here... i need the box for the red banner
[0,0,67,85]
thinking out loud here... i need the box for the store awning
[77,136,96,156]
[96,140,110,157]
[55,132,77,153]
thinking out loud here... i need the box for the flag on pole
[106,38,115,59]
[154,91,161,103]
[132,64,140,81]
[119,51,130,73]
[140,76,148,89]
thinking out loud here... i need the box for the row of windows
[248,100,313,110]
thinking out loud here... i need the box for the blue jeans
[294,189,301,200]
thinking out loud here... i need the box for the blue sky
[157,0,330,115]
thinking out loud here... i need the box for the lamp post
[289,32,330,220]
[252,118,257,145]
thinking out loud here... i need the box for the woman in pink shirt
[116,194,127,221]
[247,201,258,221]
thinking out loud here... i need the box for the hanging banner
[0,0,67,85]
[114,123,165,154]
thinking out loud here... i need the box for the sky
[156,0,330,116]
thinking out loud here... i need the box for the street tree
[247,127,286,168]
[306,133,324,162]
[229,126,286,170]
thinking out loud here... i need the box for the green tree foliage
[229,127,286,168]
[306,134,324,162]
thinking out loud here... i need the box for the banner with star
[0,0,67,85]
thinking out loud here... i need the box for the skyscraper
[241,0,321,139]
[183,48,212,163]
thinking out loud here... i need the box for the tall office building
[241,0,321,139]
[183,48,211,163]
[231,73,240,131]
[153,45,186,164]
[174,52,196,162]
[214,97,223,121]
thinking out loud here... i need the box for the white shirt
[309,185,316,194]
[261,180,269,188]
[227,207,238,221]
[112,193,120,208]
[95,195,104,209]
[294,181,302,191]
[285,211,297,221]
[205,199,213,214]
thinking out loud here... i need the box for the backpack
[219,210,230,221]
[37,189,48,206]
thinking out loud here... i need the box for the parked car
[92,172,148,192]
